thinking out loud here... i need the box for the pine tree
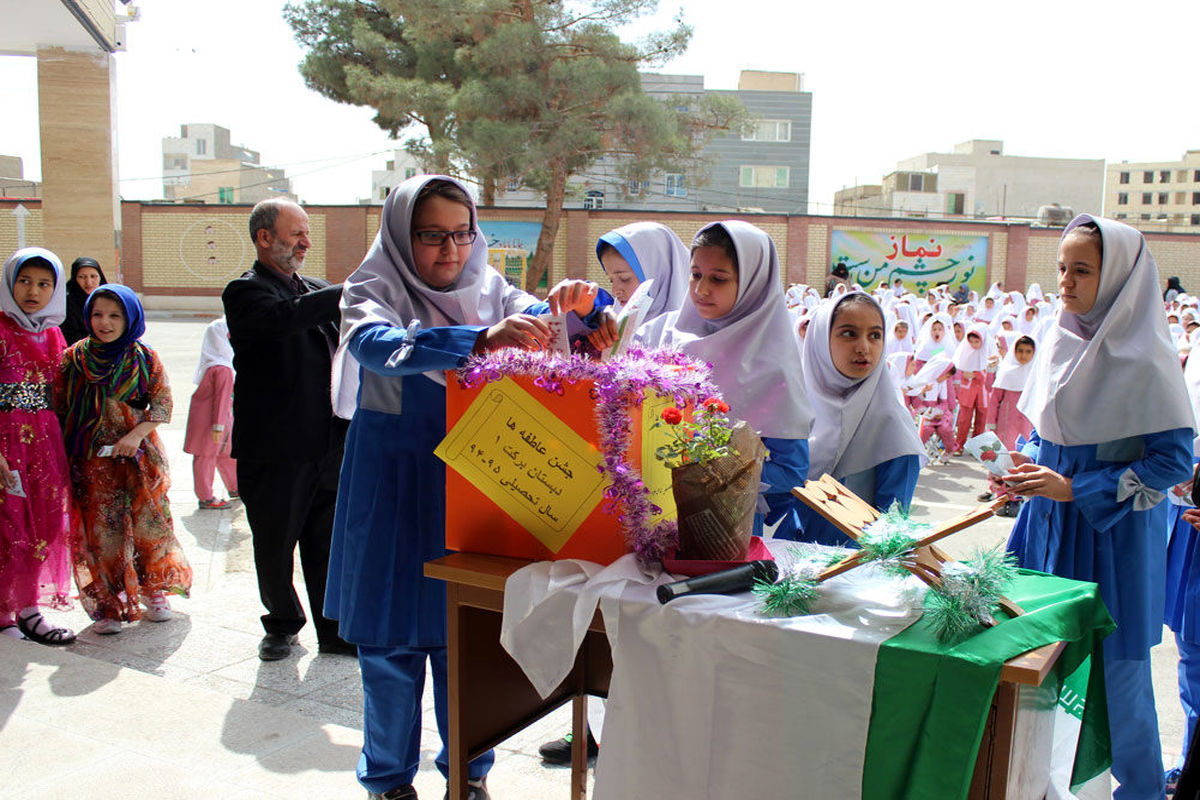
[285,0,744,290]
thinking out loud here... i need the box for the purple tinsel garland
[457,348,721,566]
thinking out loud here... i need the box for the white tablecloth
[501,542,927,800]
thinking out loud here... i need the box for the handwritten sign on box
[435,379,606,553]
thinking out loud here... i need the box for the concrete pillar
[37,47,121,277]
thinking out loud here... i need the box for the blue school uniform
[327,321,511,790]
[781,454,921,546]
[1007,427,1193,800]
[1165,458,1200,767]
[756,437,810,536]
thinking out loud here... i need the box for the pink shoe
[143,592,172,622]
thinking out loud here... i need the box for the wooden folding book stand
[792,474,1024,624]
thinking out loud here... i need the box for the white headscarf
[884,313,914,358]
[802,293,923,479]
[636,220,812,438]
[993,331,1036,392]
[952,322,991,372]
[597,222,689,321]
[1019,214,1195,446]
[1,247,66,333]
[193,316,234,384]
[1026,283,1044,303]
[906,353,954,400]
[331,174,539,418]
[913,312,952,360]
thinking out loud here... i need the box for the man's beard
[270,241,305,273]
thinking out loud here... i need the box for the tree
[285,0,746,291]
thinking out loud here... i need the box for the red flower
[661,407,683,425]
[703,397,729,413]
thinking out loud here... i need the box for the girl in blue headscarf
[58,284,191,635]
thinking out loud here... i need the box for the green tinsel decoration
[754,572,819,617]
[858,504,929,577]
[926,545,1019,643]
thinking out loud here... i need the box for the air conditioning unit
[1036,204,1074,226]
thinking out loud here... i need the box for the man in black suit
[222,198,353,661]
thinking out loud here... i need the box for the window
[1159,192,1169,204]
[739,165,790,189]
[1177,192,1187,204]
[1141,213,1151,220]
[627,179,648,196]
[1192,214,1200,225]
[163,155,188,171]
[1117,192,1128,205]
[1119,171,1130,184]
[665,173,686,197]
[1193,192,1200,205]
[742,119,792,142]
[583,190,604,210]
[1116,213,1127,219]
[1161,170,1171,183]
[1179,170,1189,182]
[506,177,521,192]
[1144,171,1154,183]
[1142,192,1153,204]
[1195,170,1200,182]
[217,186,234,204]
[404,167,417,179]
[196,139,207,156]
[947,192,965,215]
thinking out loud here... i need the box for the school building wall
[4,200,1200,304]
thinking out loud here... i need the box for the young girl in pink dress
[0,248,76,644]
[183,317,237,509]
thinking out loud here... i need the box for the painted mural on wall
[479,220,548,290]
[830,230,989,295]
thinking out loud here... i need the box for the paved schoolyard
[0,317,1185,798]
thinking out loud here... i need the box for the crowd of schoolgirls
[7,174,1200,799]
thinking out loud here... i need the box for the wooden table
[426,552,1066,800]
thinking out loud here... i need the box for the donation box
[438,374,675,564]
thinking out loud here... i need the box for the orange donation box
[437,374,676,564]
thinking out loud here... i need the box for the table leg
[572,693,588,800]
[447,582,468,800]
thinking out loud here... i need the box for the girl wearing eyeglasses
[326,175,608,800]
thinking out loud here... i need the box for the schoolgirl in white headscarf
[884,312,914,358]
[913,312,952,362]
[1005,214,1195,798]
[183,317,237,508]
[986,331,1036,450]
[637,220,813,534]
[596,222,689,320]
[793,293,924,545]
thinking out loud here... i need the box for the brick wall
[5,199,1200,299]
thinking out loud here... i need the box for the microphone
[657,560,779,605]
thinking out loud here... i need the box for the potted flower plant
[654,397,767,561]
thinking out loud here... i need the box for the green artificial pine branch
[754,573,818,617]
[926,545,1019,642]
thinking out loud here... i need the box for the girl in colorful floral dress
[0,248,75,645]
[58,284,191,634]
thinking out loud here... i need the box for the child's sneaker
[143,592,172,622]
[93,618,122,635]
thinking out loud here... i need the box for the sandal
[17,610,76,646]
